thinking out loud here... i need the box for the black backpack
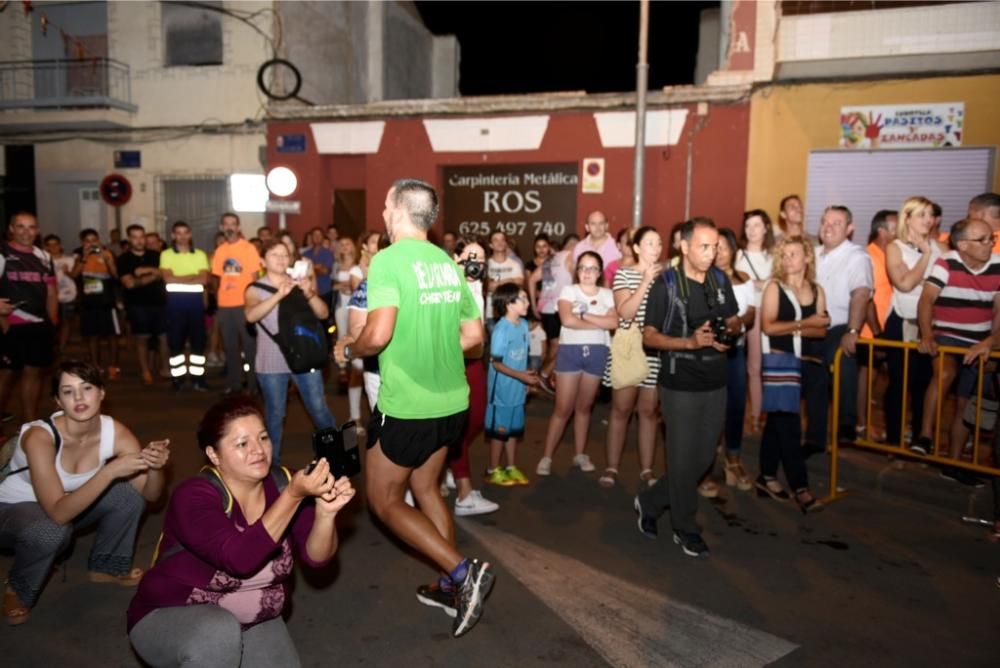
[251,282,329,373]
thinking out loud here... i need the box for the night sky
[415,1,719,96]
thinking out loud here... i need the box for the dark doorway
[333,189,366,243]
[1,145,37,234]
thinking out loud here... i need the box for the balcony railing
[0,58,137,112]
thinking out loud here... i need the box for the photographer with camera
[633,218,740,557]
[244,240,335,465]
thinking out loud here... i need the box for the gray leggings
[0,480,144,607]
[130,605,301,668]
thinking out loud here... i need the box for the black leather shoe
[633,496,658,539]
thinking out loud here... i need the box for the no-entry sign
[100,173,133,207]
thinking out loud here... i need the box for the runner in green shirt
[334,179,493,638]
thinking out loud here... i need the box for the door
[333,189,366,243]
[162,178,229,252]
[79,187,100,232]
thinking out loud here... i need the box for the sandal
[794,489,824,515]
[88,566,144,587]
[639,469,656,487]
[4,586,30,626]
[723,460,753,491]
[598,468,618,488]
[755,475,790,502]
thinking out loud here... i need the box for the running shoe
[454,490,499,517]
[505,465,529,486]
[572,453,596,472]
[416,582,457,618]
[452,559,495,637]
[673,531,709,557]
[485,468,515,487]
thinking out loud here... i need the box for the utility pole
[631,0,650,228]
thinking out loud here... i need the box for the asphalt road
[2,364,998,667]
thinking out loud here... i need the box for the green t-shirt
[366,238,481,419]
[159,248,210,277]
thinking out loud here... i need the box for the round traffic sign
[100,173,132,207]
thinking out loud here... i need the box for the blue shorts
[554,343,609,378]
[485,403,525,440]
[529,355,542,371]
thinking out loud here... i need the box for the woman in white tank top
[0,360,169,625]
[883,196,947,450]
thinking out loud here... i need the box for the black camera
[309,422,361,478]
[459,252,485,281]
[88,246,103,255]
[711,317,735,347]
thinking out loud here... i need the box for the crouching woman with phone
[127,395,355,668]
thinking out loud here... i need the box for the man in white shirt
[809,205,874,454]
[486,231,524,321]
[572,210,621,269]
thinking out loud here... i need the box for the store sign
[839,103,964,149]
[442,163,578,251]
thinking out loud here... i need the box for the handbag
[761,351,802,413]
[760,280,803,413]
[961,373,1000,432]
[609,321,649,389]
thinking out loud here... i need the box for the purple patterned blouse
[127,475,327,633]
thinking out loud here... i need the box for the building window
[163,1,223,67]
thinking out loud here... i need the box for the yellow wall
[746,73,1000,214]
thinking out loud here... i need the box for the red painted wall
[266,102,750,247]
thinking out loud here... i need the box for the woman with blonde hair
[884,196,947,453]
[758,236,829,512]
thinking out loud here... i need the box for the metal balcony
[0,58,137,112]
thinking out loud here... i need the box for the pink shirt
[573,235,622,280]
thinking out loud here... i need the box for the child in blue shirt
[485,284,539,486]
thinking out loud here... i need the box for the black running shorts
[367,408,468,469]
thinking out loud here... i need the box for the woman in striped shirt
[600,226,663,488]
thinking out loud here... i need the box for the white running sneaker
[536,457,552,476]
[454,490,499,517]
[573,453,596,472]
[445,469,456,490]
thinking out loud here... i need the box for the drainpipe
[631,0,649,229]
[684,109,709,220]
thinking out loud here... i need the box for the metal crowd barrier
[827,338,1000,503]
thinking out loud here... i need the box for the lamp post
[265,166,298,231]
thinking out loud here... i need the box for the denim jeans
[257,370,336,464]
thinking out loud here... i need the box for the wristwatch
[847,327,860,335]
[343,344,351,361]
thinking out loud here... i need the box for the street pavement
[2,364,999,667]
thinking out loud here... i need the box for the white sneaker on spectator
[445,469,456,490]
[536,457,552,476]
[404,490,415,507]
[573,453,596,472]
[454,490,499,517]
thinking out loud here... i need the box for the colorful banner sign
[839,103,963,149]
